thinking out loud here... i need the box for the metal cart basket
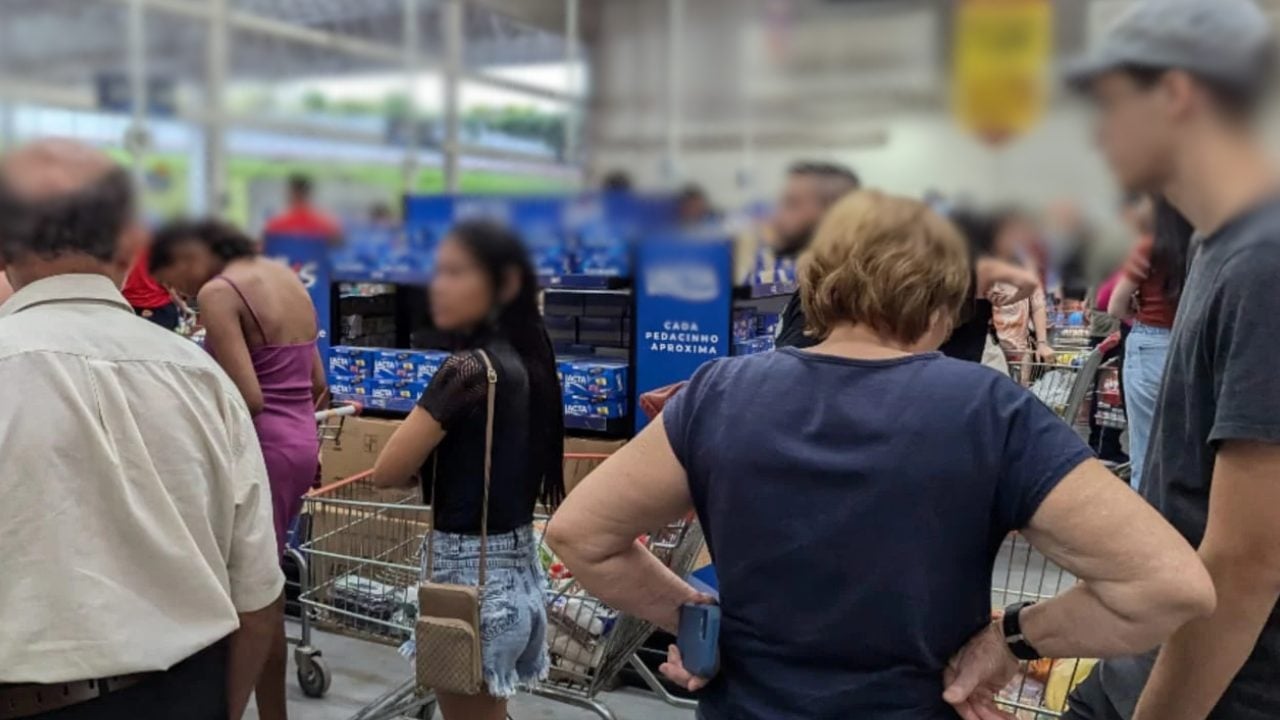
[1007,346,1109,437]
[532,511,705,719]
[993,533,1092,718]
[298,468,435,720]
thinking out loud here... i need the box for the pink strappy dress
[212,275,319,555]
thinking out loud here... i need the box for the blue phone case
[677,603,720,678]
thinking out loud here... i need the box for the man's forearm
[1022,580,1203,659]
[559,540,700,633]
[1133,564,1278,720]
[227,596,282,719]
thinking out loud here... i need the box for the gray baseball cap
[1065,0,1276,93]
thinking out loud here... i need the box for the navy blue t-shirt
[663,348,1093,720]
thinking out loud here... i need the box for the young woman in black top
[373,220,564,720]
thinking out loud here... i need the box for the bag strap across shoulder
[425,348,499,588]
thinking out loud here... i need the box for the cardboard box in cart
[319,416,403,489]
[564,437,627,495]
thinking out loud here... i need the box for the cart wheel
[296,652,331,698]
[416,700,437,719]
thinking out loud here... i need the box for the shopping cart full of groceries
[295,452,707,720]
[993,533,1093,718]
[1006,344,1109,438]
[1007,332,1131,478]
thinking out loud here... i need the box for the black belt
[0,673,153,719]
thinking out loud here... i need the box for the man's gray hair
[0,166,134,264]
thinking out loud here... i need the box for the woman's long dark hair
[149,218,257,273]
[449,219,566,510]
[1149,196,1194,306]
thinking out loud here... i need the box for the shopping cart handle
[1097,331,1122,355]
[315,403,361,423]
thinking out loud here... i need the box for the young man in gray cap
[1062,1,1280,718]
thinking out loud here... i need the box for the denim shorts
[414,524,549,698]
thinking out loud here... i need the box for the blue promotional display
[403,195,457,252]
[263,234,333,362]
[511,197,572,279]
[633,237,734,432]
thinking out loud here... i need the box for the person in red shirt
[1106,196,1194,491]
[123,247,179,330]
[263,174,340,242]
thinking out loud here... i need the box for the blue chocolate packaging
[559,359,629,398]
[330,347,373,380]
[367,379,427,412]
[756,312,780,339]
[414,350,450,383]
[374,350,418,381]
[563,396,629,418]
[732,309,757,343]
[329,380,369,399]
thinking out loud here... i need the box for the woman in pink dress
[150,219,326,720]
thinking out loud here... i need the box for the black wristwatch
[1001,601,1043,661]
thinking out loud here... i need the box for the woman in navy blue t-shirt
[548,192,1214,720]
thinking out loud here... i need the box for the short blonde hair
[799,190,970,344]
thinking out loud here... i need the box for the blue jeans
[1123,323,1172,491]
[412,525,550,698]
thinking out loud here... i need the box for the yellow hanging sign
[952,0,1054,146]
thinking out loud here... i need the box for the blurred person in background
[1107,197,1194,492]
[122,246,179,330]
[939,209,1043,364]
[989,209,1055,368]
[150,219,327,720]
[1046,199,1095,302]
[601,169,633,193]
[0,140,282,719]
[676,183,719,229]
[1064,1,1280,718]
[372,221,564,720]
[0,270,12,306]
[771,161,861,349]
[547,191,1214,720]
[368,201,397,227]
[264,173,340,242]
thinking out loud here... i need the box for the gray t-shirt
[1101,199,1280,718]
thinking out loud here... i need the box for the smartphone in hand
[677,603,720,678]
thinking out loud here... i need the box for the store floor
[244,629,696,720]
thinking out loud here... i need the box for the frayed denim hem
[483,646,550,699]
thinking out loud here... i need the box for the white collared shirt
[0,273,283,683]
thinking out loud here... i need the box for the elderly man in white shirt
[0,140,283,720]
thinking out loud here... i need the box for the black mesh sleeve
[417,351,489,431]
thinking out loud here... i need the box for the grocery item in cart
[549,595,617,638]
[1029,369,1075,414]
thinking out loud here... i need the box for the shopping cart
[532,509,705,720]
[1006,345,1109,437]
[285,403,363,699]
[298,451,704,720]
[297,466,434,719]
[992,534,1094,718]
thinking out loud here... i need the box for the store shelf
[541,274,632,290]
[333,269,431,286]
[564,414,631,435]
[336,394,633,435]
[736,280,798,299]
[334,393,416,415]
